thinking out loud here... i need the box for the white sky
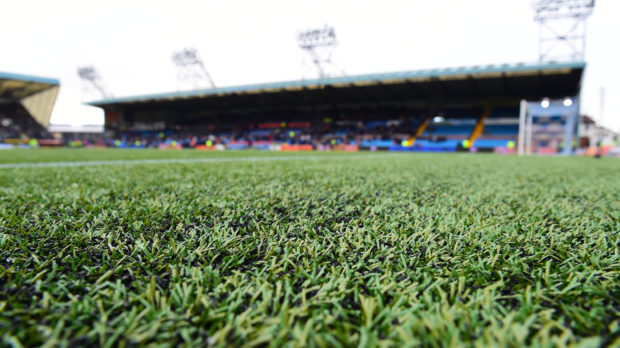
[2,0,618,130]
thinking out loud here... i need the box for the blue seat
[483,125,518,135]
[410,139,459,152]
[248,129,273,137]
[365,121,387,131]
[361,140,395,148]
[424,125,473,136]
[473,139,510,148]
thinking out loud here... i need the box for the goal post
[519,97,579,156]
[518,99,527,156]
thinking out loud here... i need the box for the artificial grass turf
[0,149,354,164]
[0,150,619,347]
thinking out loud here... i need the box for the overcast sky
[2,0,618,130]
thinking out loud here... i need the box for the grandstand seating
[472,139,511,148]
[360,140,395,149]
[365,121,388,131]
[80,61,585,153]
[247,129,274,137]
[74,115,522,152]
[258,122,282,129]
[14,110,523,152]
[470,107,520,149]
[0,105,52,141]
[390,140,460,152]
[424,125,474,136]
[326,131,349,137]
[251,141,273,150]
[42,113,525,152]
[226,140,250,150]
[415,139,460,151]
[288,122,311,128]
[482,125,519,136]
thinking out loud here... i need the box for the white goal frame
[518,97,579,156]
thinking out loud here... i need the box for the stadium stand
[88,61,584,152]
[0,72,59,145]
[47,124,105,147]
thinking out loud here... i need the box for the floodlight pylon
[533,0,595,62]
[297,25,345,79]
[77,66,113,100]
[172,48,216,90]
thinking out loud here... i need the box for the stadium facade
[0,71,59,142]
[89,61,585,152]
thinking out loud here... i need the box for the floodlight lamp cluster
[297,25,337,49]
[172,48,201,66]
[77,66,112,99]
[533,0,595,21]
[77,67,99,81]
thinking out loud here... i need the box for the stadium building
[89,61,585,152]
[0,71,59,145]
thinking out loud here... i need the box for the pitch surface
[1,150,618,346]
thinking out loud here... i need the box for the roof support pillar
[468,106,491,148]
[408,118,429,146]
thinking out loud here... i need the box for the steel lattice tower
[172,48,216,90]
[77,66,112,100]
[533,0,595,62]
[297,25,345,79]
